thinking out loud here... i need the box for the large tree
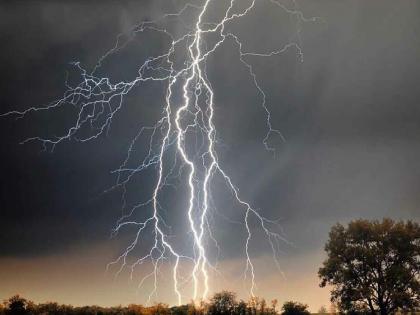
[319,218,419,315]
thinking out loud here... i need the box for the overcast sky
[1,0,419,311]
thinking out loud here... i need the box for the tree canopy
[207,291,237,315]
[280,302,310,315]
[1,292,281,315]
[318,218,420,315]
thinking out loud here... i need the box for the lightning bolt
[3,0,319,306]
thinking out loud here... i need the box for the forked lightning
[3,0,318,306]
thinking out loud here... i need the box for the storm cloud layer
[1,0,419,308]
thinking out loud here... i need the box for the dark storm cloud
[0,0,162,257]
[209,0,420,256]
[1,0,419,263]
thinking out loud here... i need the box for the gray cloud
[0,0,419,270]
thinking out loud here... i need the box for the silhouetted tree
[236,301,248,315]
[270,300,278,315]
[247,297,257,315]
[148,303,170,315]
[4,295,29,315]
[318,306,327,315]
[319,219,420,315]
[171,305,188,315]
[127,303,146,315]
[186,302,205,315]
[208,291,238,315]
[281,302,310,315]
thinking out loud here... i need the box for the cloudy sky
[1,0,419,311]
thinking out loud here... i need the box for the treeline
[0,292,312,315]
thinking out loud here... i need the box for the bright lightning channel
[2,0,319,306]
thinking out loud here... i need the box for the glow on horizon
[0,249,330,311]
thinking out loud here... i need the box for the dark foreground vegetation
[2,218,418,315]
[1,292,307,315]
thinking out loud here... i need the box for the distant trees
[319,218,420,315]
[0,292,289,315]
[317,306,327,315]
[207,291,278,315]
[280,302,310,315]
